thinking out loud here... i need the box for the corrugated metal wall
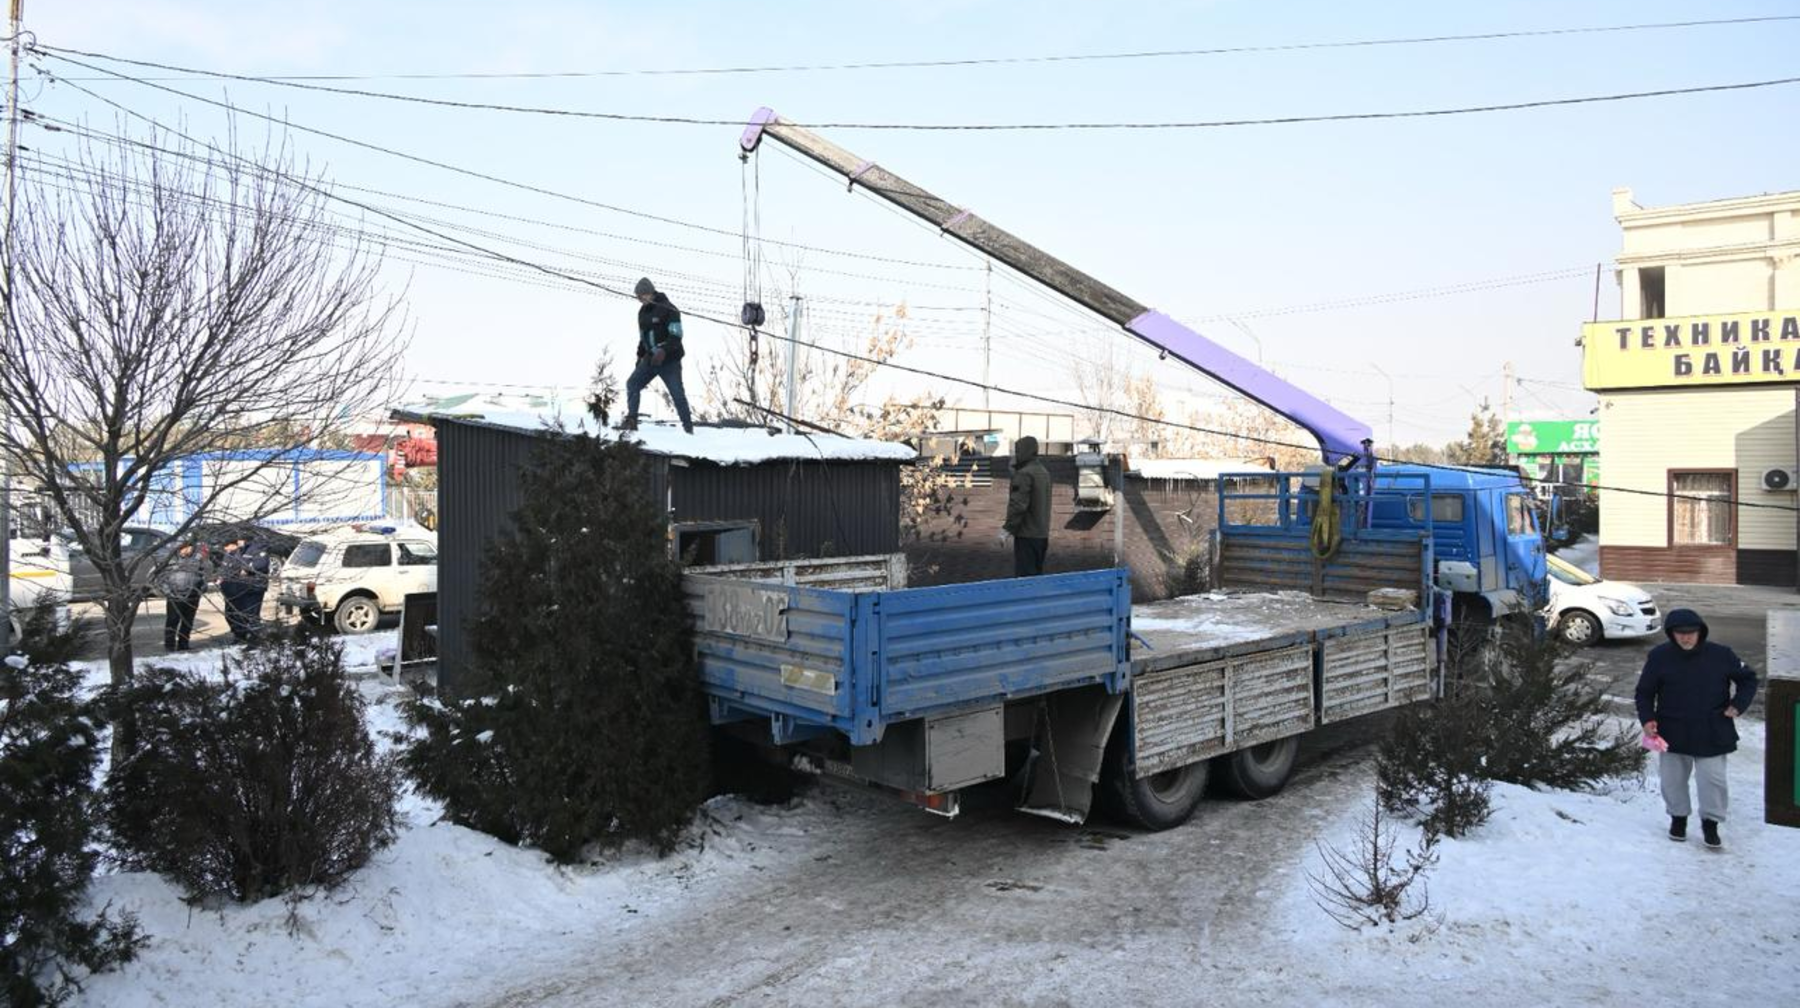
[434,418,899,694]
[671,460,900,560]
[435,421,537,694]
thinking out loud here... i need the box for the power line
[39,45,1800,131]
[41,85,1776,511]
[31,59,985,273]
[37,15,1800,80]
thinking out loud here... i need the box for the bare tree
[699,260,915,431]
[0,127,404,700]
[1068,331,1127,444]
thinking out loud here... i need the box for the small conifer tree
[401,430,710,861]
[2,654,141,1005]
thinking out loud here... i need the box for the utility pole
[981,260,992,410]
[1,0,24,637]
[1370,363,1394,448]
[782,294,802,434]
[1502,360,1515,426]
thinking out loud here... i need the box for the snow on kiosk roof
[392,401,915,466]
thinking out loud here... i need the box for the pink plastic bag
[1640,732,1668,753]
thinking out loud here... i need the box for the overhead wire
[38,15,1800,80]
[36,42,1800,131]
[31,56,985,272]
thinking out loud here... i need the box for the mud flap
[1016,688,1124,824]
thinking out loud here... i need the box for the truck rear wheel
[1215,737,1299,800]
[1099,727,1209,831]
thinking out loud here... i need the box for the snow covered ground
[64,637,1800,1008]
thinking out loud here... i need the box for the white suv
[277,524,438,634]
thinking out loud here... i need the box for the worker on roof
[622,278,695,435]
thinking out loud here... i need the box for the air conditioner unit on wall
[1761,467,1797,492]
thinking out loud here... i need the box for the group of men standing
[156,536,271,651]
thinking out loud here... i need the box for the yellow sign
[1584,310,1800,390]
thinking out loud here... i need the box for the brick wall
[904,457,1219,601]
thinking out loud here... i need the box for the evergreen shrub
[2,654,141,1006]
[401,431,710,862]
[105,634,398,902]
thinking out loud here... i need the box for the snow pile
[56,636,1800,1007]
[1261,722,1795,1007]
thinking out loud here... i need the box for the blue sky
[23,0,1800,447]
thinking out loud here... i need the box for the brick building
[906,455,1271,601]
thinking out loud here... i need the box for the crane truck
[680,109,1548,830]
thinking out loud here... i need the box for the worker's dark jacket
[1004,439,1052,540]
[637,293,684,362]
[1633,608,1758,758]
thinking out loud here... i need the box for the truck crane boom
[740,107,1374,464]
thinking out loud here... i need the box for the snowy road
[477,730,1378,1008]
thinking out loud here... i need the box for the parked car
[60,525,168,601]
[277,524,437,634]
[7,534,73,646]
[1544,553,1661,647]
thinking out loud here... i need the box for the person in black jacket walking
[1634,607,1758,849]
[623,278,694,434]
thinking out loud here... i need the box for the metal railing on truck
[1215,470,1434,605]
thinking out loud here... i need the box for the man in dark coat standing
[1635,607,1758,850]
[1003,435,1052,577]
[623,278,694,434]
[158,542,208,652]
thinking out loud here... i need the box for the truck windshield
[1546,554,1599,586]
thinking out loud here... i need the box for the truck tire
[1099,726,1209,831]
[333,594,381,635]
[1215,737,1299,800]
[1555,610,1601,647]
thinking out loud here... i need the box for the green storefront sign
[1506,419,1599,455]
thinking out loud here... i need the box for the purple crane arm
[742,106,1371,463]
[1126,311,1371,463]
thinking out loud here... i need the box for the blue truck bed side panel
[694,568,1131,746]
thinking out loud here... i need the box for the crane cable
[738,147,767,401]
[1310,466,1343,560]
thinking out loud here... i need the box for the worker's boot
[1701,819,1722,850]
[1667,815,1687,842]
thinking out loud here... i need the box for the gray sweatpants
[1659,752,1729,823]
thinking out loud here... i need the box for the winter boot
[617,415,638,432]
[1668,815,1687,842]
[1701,819,1722,850]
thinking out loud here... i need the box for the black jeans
[163,590,200,648]
[1013,536,1049,577]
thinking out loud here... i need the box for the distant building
[906,449,1273,600]
[1504,420,1599,494]
[1581,186,1800,586]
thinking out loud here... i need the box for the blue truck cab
[1366,464,1546,619]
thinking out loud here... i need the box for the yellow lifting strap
[1309,465,1342,560]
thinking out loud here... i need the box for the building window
[1669,471,1733,546]
[1639,267,1665,319]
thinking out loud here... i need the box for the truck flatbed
[1123,588,1431,777]
[1130,590,1421,673]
